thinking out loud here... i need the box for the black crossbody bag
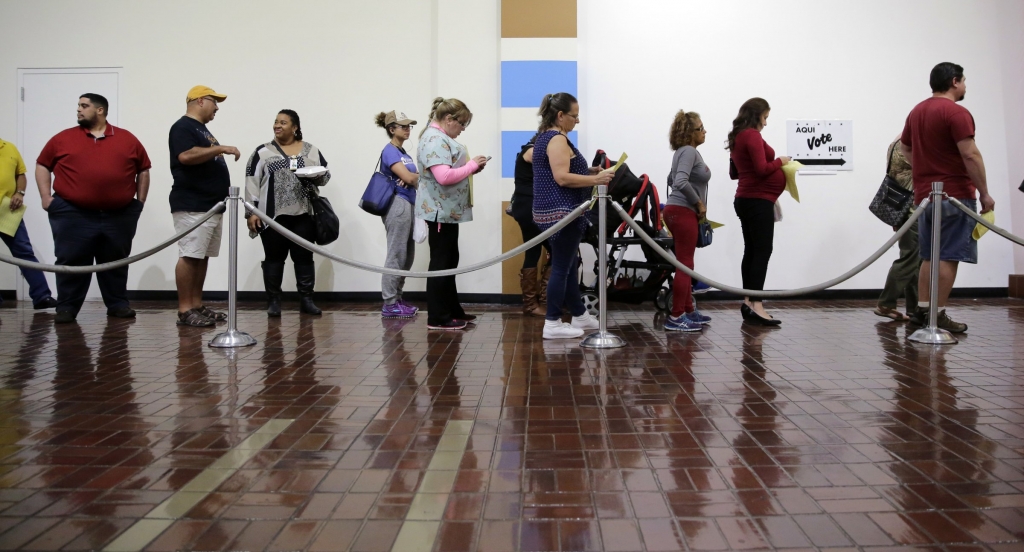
[868,143,914,226]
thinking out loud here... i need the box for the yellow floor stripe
[391,420,473,551]
[103,419,294,552]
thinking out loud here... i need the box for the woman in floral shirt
[415,97,489,330]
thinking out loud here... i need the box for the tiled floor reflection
[0,298,1022,551]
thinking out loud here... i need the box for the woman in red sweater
[728,98,790,325]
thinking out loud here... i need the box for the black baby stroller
[578,150,685,315]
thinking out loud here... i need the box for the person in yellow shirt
[0,138,56,309]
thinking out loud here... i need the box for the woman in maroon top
[728,98,790,325]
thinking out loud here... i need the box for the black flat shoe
[746,308,781,326]
[740,303,754,320]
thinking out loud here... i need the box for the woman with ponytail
[374,110,419,319]
[415,97,490,330]
[727,97,790,326]
[532,92,613,339]
[245,109,330,317]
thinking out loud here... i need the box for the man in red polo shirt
[35,93,151,324]
[901,62,995,333]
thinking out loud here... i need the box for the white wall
[579,0,1021,290]
[2,0,1020,296]
[0,0,500,295]
[997,0,1024,273]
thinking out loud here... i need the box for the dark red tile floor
[0,298,1022,551]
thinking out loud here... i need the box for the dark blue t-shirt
[381,143,417,204]
[168,116,230,212]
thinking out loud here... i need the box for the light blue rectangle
[501,130,578,179]
[501,61,577,108]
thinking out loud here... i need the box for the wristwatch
[14,190,25,196]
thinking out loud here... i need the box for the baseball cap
[384,111,416,126]
[186,85,228,103]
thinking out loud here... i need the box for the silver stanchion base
[908,327,958,345]
[580,331,627,349]
[208,329,258,348]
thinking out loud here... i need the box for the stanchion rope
[948,198,1024,247]
[244,199,592,277]
[0,202,226,274]
[611,198,929,299]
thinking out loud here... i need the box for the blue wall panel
[500,61,578,108]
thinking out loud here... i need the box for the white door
[13,68,121,301]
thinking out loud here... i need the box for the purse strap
[885,141,898,177]
[271,140,293,160]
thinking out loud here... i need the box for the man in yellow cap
[168,85,240,327]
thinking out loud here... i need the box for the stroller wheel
[655,288,672,312]
[582,292,599,317]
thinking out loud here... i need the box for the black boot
[262,261,285,317]
[294,263,322,315]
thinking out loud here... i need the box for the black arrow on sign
[796,158,846,166]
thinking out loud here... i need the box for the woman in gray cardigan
[663,110,713,331]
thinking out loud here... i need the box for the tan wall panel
[501,201,525,294]
[501,0,576,38]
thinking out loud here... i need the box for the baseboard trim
[688,287,1009,302]
[1,287,1009,305]
[122,290,522,305]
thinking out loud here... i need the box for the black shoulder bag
[868,143,914,226]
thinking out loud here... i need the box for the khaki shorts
[173,212,223,259]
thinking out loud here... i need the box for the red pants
[662,205,697,317]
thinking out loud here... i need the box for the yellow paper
[604,152,628,174]
[0,196,27,237]
[972,210,995,240]
[781,161,804,202]
[704,218,724,229]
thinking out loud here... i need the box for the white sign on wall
[787,120,853,171]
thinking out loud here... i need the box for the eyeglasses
[455,119,470,129]
[397,124,413,130]
[563,113,580,121]
[696,126,705,132]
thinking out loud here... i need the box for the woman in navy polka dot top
[531,92,613,340]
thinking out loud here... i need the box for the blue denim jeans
[545,224,587,321]
[919,199,978,264]
[0,220,52,304]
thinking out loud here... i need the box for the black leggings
[510,195,550,270]
[260,214,316,264]
[733,197,775,300]
[426,221,466,325]
[514,215,550,269]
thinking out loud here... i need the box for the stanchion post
[581,184,626,349]
[909,181,957,345]
[210,187,257,348]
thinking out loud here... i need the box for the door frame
[14,67,122,300]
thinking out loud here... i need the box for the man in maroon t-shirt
[900,62,995,333]
[35,93,151,324]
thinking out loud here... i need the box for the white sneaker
[571,312,600,331]
[543,320,584,339]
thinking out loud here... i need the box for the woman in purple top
[532,92,613,340]
[374,110,420,318]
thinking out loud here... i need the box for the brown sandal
[177,308,215,327]
[197,305,227,322]
[873,306,908,321]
